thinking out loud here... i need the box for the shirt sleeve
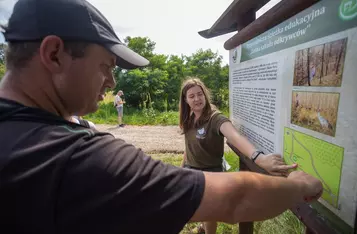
[56,133,205,234]
[114,95,121,103]
[212,112,231,136]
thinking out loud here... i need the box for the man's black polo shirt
[0,98,205,234]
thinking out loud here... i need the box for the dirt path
[96,124,230,153]
[96,124,185,153]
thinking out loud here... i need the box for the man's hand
[288,171,323,202]
[255,153,297,176]
[191,170,323,223]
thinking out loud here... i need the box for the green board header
[240,0,357,62]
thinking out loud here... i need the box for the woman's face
[185,85,206,113]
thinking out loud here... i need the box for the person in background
[179,77,298,234]
[0,0,322,233]
[114,90,125,127]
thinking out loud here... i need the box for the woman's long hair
[179,77,215,134]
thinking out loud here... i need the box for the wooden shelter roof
[199,0,320,50]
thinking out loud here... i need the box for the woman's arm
[220,121,297,176]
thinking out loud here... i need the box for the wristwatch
[251,150,264,163]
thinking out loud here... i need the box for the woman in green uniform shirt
[179,77,297,234]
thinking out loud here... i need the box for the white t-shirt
[114,95,123,107]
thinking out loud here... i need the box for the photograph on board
[291,91,340,137]
[293,38,347,87]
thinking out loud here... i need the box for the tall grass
[150,151,305,234]
[85,93,179,125]
[291,106,336,136]
[86,103,179,125]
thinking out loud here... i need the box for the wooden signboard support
[224,0,320,50]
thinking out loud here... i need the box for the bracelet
[251,150,264,163]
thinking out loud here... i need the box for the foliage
[86,104,179,126]
[113,37,229,112]
[124,36,156,60]
[0,43,6,64]
[0,63,5,80]
[85,93,179,125]
[185,49,229,108]
[0,43,6,80]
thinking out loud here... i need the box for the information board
[229,0,357,232]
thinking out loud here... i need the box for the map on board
[283,127,344,208]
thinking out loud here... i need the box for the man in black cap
[0,0,322,234]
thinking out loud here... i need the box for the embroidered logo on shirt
[196,127,206,139]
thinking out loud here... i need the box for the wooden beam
[236,8,256,31]
[198,9,256,39]
[198,0,268,39]
[224,0,320,50]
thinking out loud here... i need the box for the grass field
[150,151,305,234]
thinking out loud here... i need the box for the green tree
[115,37,171,110]
[0,43,6,64]
[165,55,186,110]
[124,36,155,60]
[116,68,168,110]
[113,38,229,111]
[185,49,228,108]
[0,43,6,81]
[149,54,168,71]
[115,69,147,108]
[0,63,5,80]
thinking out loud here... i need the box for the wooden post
[237,156,254,234]
[305,227,315,234]
[239,222,254,234]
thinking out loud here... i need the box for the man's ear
[39,36,69,73]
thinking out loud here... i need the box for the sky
[0,0,281,64]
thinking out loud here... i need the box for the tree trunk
[300,51,303,85]
[143,93,149,109]
[336,39,345,75]
[320,44,325,84]
[165,95,168,112]
[301,50,304,86]
[148,93,152,108]
[307,48,311,86]
[327,43,332,75]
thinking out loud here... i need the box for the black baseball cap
[2,0,149,69]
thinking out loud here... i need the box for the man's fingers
[275,160,286,165]
[271,164,298,172]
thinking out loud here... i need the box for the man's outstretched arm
[190,170,322,223]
